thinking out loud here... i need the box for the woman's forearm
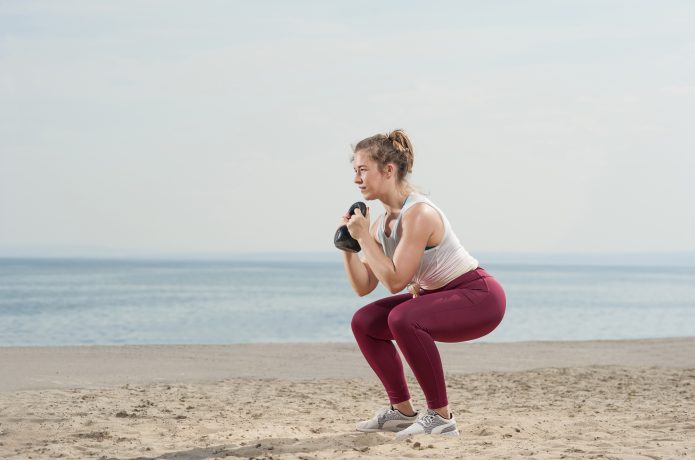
[342,252,376,296]
[358,236,407,294]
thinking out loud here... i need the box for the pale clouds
[1,1,694,255]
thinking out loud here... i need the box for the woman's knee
[351,304,380,336]
[387,307,414,334]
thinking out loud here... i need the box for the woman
[340,129,506,439]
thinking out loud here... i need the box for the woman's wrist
[342,250,358,260]
[356,235,374,256]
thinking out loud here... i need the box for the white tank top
[376,193,478,290]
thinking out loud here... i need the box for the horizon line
[2,249,695,267]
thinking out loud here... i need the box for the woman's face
[352,150,386,200]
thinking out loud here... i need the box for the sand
[0,338,693,459]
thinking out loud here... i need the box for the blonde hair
[352,129,414,184]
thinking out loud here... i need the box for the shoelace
[419,414,435,426]
[377,408,395,423]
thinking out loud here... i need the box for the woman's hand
[346,206,370,242]
[337,213,350,230]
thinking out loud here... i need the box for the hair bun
[387,130,409,153]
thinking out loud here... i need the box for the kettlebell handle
[334,201,367,252]
[348,202,367,217]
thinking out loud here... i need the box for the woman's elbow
[354,275,379,297]
[355,287,370,297]
[354,283,376,297]
[386,280,409,295]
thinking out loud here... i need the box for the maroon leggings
[351,267,506,409]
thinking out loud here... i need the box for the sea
[1,254,694,346]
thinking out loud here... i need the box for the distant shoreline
[2,337,693,392]
[2,250,695,266]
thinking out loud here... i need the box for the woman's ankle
[392,400,416,417]
[432,405,450,419]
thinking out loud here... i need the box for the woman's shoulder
[401,199,440,226]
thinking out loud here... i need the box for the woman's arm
[349,204,437,294]
[342,252,379,296]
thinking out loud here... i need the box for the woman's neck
[382,188,412,216]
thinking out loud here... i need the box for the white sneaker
[356,406,419,433]
[395,409,459,439]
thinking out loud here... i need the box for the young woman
[339,130,506,439]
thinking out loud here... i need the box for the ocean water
[0,257,694,346]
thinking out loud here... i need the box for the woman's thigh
[351,293,413,340]
[389,276,506,343]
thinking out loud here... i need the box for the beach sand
[0,338,693,459]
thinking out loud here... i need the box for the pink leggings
[351,267,506,409]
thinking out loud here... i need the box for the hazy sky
[1,1,694,256]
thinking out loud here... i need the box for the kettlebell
[334,202,368,252]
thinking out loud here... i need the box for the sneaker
[395,409,459,439]
[356,406,419,433]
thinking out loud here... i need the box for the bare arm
[342,252,379,296]
[349,204,436,294]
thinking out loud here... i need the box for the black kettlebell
[334,202,368,252]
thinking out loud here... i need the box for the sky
[1,1,694,257]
